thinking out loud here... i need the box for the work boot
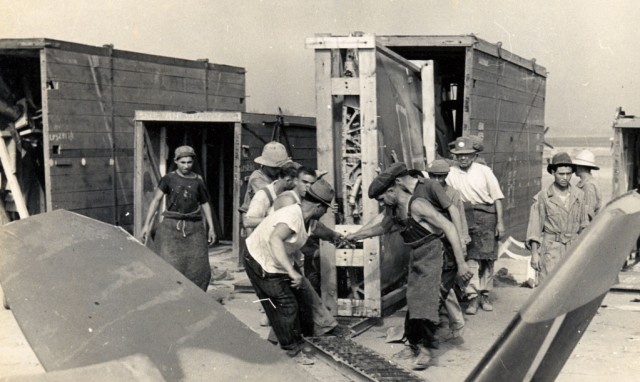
[465,297,478,315]
[412,348,433,370]
[393,344,420,360]
[480,294,493,311]
[451,323,465,339]
[210,269,228,282]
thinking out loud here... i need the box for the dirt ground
[3,246,638,381]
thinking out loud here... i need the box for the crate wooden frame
[307,33,547,317]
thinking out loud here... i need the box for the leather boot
[480,294,493,311]
[465,297,478,315]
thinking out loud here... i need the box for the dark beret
[368,162,407,199]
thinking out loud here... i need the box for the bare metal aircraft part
[466,190,640,382]
[0,210,312,381]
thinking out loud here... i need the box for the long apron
[406,238,443,322]
[155,217,211,291]
[467,206,498,261]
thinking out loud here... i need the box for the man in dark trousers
[243,179,339,363]
[346,163,472,370]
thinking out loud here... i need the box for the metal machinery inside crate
[306,33,547,318]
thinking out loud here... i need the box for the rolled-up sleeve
[582,183,599,220]
[484,167,505,201]
[526,194,544,249]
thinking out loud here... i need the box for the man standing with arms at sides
[527,152,588,284]
[446,136,505,315]
[346,163,472,370]
[573,149,602,221]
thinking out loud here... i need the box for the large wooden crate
[0,38,245,232]
[306,33,547,317]
[133,110,316,261]
[612,108,640,198]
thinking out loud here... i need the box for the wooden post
[0,137,29,219]
[218,138,225,233]
[159,126,167,177]
[358,45,382,317]
[421,61,436,164]
[133,120,144,237]
[313,48,338,313]
[232,122,242,265]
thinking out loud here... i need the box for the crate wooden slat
[0,38,246,233]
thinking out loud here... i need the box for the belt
[244,254,288,279]
[405,233,443,249]
[472,203,496,214]
[543,231,574,243]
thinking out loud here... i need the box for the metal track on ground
[306,336,424,382]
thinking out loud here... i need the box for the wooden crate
[133,110,316,262]
[611,108,640,198]
[306,33,547,317]
[0,38,245,232]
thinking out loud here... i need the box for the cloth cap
[449,136,483,154]
[254,141,291,167]
[572,149,599,170]
[306,178,334,207]
[426,159,451,175]
[547,152,574,174]
[174,145,196,160]
[368,162,408,199]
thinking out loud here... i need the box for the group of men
[527,149,602,282]
[239,138,603,370]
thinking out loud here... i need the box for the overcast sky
[3,0,639,136]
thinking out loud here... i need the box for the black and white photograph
[1,1,639,381]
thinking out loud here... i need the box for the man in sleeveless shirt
[345,163,472,370]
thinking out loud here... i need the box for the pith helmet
[572,150,599,170]
[254,141,291,167]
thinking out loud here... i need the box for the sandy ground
[2,244,639,381]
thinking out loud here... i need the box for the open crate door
[133,120,166,239]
